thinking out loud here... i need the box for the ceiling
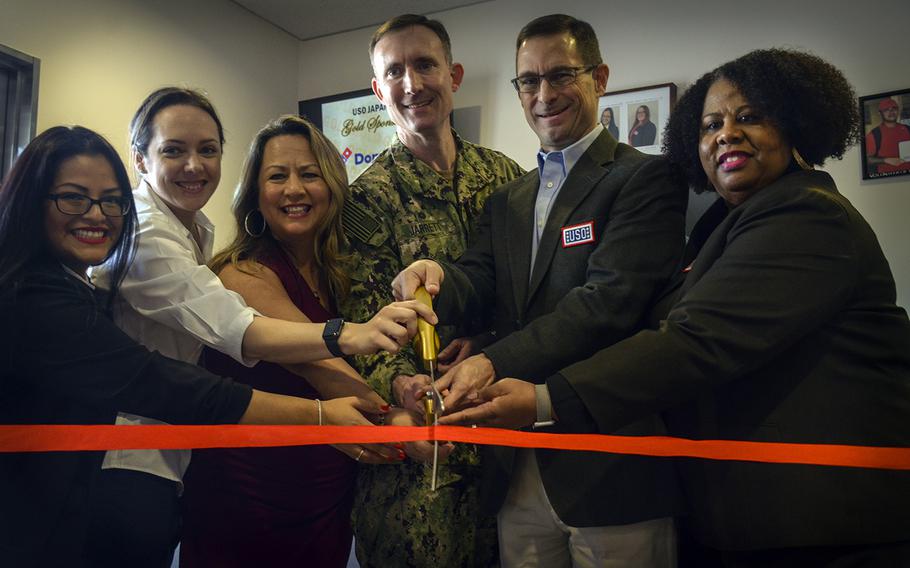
[232,0,489,41]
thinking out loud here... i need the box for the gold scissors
[413,286,445,490]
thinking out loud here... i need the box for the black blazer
[437,130,688,526]
[550,170,910,549]
[0,261,252,566]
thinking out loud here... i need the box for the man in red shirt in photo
[865,97,910,177]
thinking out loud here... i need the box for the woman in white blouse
[88,87,429,568]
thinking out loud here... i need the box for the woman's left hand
[324,396,404,464]
[386,407,455,463]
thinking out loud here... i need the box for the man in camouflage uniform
[339,13,523,568]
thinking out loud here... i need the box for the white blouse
[92,183,258,484]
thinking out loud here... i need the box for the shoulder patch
[343,200,383,244]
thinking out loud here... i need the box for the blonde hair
[210,115,350,299]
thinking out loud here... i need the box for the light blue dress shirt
[530,124,604,274]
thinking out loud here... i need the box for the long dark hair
[0,126,137,301]
[635,105,651,124]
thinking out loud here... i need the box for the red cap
[879,98,899,111]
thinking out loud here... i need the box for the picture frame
[299,88,397,181]
[859,88,910,180]
[599,83,676,155]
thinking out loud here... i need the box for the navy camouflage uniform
[341,132,523,568]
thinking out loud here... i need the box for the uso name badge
[561,220,596,248]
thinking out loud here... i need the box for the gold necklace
[300,269,323,303]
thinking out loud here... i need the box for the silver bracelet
[315,398,323,426]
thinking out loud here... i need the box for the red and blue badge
[561,220,596,248]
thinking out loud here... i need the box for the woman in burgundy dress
[180,115,411,567]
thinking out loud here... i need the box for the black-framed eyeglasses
[510,65,598,93]
[46,192,132,217]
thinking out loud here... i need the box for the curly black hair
[663,48,861,192]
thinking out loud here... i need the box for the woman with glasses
[629,104,657,147]
[87,88,431,567]
[0,126,394,567]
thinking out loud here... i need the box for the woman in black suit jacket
[629,104,657,147]
[442,49,910,566]
[600,106,620,140]
[0,126,394,567]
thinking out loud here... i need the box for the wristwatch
[322,318,345,357]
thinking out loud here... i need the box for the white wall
[298,0,910,308]
[1,0,300,248]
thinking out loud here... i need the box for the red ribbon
[2,424,909,470]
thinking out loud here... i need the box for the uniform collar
[387,130,494,203]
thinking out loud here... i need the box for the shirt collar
[536,124,604,175]
[62,264,94,289]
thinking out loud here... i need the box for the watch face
[323,318,344,338]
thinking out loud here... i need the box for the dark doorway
[0,44,39,181]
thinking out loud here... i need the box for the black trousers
[84,468,181,568]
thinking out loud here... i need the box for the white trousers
[498,449,677,568]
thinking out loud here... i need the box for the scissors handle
[413,287,439,371]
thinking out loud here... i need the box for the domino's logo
[561,220,596,248]
[340,147,380,165]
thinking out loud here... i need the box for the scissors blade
[426,369,444,491]
[431,426,439,491]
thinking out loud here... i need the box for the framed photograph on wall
[299,88,397,181]
[859,89,910,180]
[599,83,676,155]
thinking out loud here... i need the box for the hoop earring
[244,209,266,238]
[792,148,813,171]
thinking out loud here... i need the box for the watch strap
[323,318,345,357]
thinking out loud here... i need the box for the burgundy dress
[180,247,356,567]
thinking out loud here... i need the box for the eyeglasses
[510,65,597,93]
[46,192,131,217]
